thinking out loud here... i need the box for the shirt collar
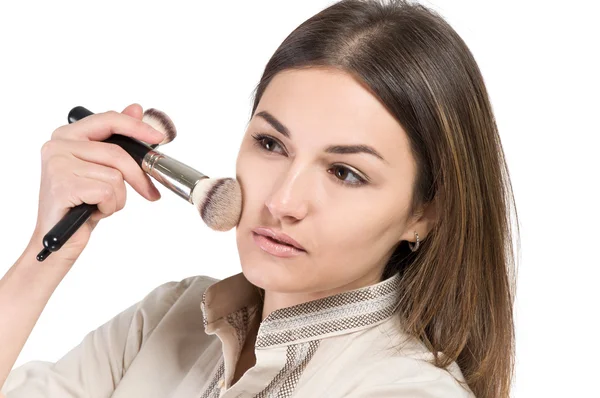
[201,271,402,348]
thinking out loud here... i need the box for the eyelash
[251,133,369,187]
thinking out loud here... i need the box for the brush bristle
[191,178,242,231]
[142,108,177,146]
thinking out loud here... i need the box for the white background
[0,1,598,396]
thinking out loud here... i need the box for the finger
[69,141,161,201]
[71,160,129,212]
[66,177,118,222]
[42,139,160,201]
[121,103,143,120]
[51,110,165,144]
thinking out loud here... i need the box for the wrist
[16,239,74,280]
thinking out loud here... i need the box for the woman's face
[235,67,432,296]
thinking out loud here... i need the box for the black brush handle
[36,106,153,262]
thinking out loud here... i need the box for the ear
[399,199,438,243]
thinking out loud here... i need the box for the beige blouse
[2,271,474,397]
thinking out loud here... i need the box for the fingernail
[150,185,161,200]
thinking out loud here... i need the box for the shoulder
[347,316,475,397]
[357,356,474,397]
[0,275,223,396]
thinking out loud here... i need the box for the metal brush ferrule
[142,150,207,203]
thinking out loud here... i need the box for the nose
[264,167,310,222]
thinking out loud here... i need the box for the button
[218,378,225,388]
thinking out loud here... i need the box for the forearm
[0,242,72,389]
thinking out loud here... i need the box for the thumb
[121,103,143,120]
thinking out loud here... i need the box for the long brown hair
[249,1,518,396]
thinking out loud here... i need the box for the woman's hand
[27,103,165,268]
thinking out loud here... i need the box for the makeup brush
[36,106,242,262]
[139,107,178,149]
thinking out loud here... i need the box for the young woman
[0,1,517,397]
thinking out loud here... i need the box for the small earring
[408,231,420,252]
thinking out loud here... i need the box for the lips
[252,227,306,251]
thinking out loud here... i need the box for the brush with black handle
[36,106,242,262]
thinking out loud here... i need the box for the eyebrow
[255,110,387,163]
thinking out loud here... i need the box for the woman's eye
[328,165,368,187]
[251,133,368,187]
[252,133,286,154]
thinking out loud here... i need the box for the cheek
[317,196,407,261]
[321,214,391,252]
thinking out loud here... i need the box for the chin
[239,250,299,292]
[237,233,314,294]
